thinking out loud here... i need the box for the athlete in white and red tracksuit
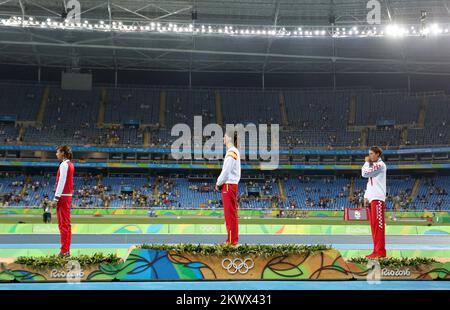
[50,145,75,257]
[362,146,387,259]
[215,132,241,245]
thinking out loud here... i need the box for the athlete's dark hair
[369,146,383,157]
[225,131,239,148]
[233,132,239,148]
[57,145,73,160]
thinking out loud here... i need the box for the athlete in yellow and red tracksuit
[216,133,241,245]
[51,146,75,257]
[362,146,387,259]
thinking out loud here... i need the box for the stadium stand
[0,82,448,211]
[1,172,448,211]
[104,87,160,124]
[1,83,449,148]
[0,83,42,121]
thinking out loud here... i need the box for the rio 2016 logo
[366,259,412,284]
[366,260,381,284]
[50,260,83,283]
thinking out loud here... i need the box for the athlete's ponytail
[233,132,238,148]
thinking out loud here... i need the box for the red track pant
[57,196,72,254]
[222,183,239,245]
[368,200,386,256]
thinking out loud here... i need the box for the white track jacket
[362,159,387,203]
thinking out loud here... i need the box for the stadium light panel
[2,15,450,40]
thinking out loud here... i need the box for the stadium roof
[1,0,450,77]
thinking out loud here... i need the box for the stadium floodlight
[385,24,405,37]
[430,24,442,35]
[2,15,450,40]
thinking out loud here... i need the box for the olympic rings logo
[199,225,217,233]
[221,257,255,274]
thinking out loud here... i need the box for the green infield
[0,215,440,226]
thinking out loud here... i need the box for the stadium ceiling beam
[193,60,262,73]
[14,1,42,66]
[79,2,108,16]
[111,3,153,22]
[0,52,334,68]
[81,58,114,69]
[265,61,331,73]
[0,52,35,63]
[107,0,112,25]
[444,1,450,17]
[125,48,189,71]
[384,0,392,21]
[3,51,449,76]
[70,33,190,46]
[0,0,15,13]
[4,39,450,68]
[150,6,192,21]
[0,0,14,5]
[26,1,61,17]
[4,58,450,77]
[262,0,279,73]
[114,36,192,70]
[110,2,192,22]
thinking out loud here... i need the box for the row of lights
[1,16,450,38]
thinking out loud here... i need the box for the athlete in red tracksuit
[51,145,75,257]
[362,146,387,259]
[215,132,241,245]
